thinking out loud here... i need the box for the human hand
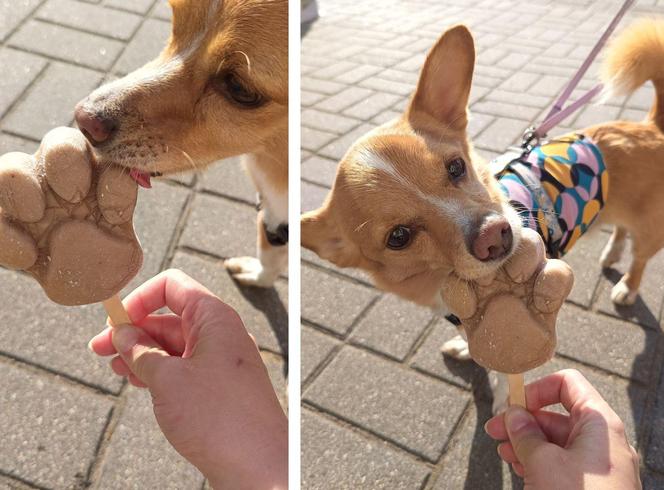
[89,269,287,490]
[485,369,641,489]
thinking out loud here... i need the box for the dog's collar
[264,222,289,247]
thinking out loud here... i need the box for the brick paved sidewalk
[301,0,664,488]
[0,1,287,488]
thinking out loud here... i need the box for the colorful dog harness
[491,134,608,258]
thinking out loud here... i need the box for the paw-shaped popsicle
[0,127,142,306]
[441,227,573,374]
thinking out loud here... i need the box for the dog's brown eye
[387,226,411,250]
[222,73,263,108]
[447,157,466,181]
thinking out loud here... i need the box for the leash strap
[531,0,634,141]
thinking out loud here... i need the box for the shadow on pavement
[237,284,289,377]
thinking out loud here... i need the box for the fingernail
[87,338,94,352]
[483,420,490,433]
[112,325,139,354]
[505,406,532,433]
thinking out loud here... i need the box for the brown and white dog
[302,20,664,383]
[75,0,288,287]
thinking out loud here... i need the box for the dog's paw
[611,280,638,305]
[440,335,472,361]
[440,228,573,374]
[225,256,276,288]
[0,127,142,306]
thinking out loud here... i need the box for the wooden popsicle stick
[102,294,131,327]
[508,373,526,408]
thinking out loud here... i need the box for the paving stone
[37,0,143,40]
[301,325,339,384]
[304,346,470,461]
[311,60,359,80]
[301,410,430,489]
[642,471,664,490]
[467,112,495,139]
[556,304,659,383]
[302,108,361,134]
[594,246,664,330]
[485,89,552,109]
[301,181,330,213]
[301,155,339,188]
[179,194,256,259]
[410,317,486,389]
[470,101,541,123]
[301,76,346,96]
[371,109,402,125]
[474,117,529,152]
[125,181,190,289]
[498,72,540,92]
[0,132,38,154]
[343,92,402,121]
[358,76,414,96]
[646,363,664,473]
[151,0,172,20]
[350,294,434,361]
[561,228,606,308]
[0,267,123,393]
[97,387,204,489]
[315,86,374,113]
[336,64,383,85]
[0,0,41,41]
[3,62,103,141]
[302,90,326,107]
[302,126,338,153]
[0,362,113,488]
[317,123,375,161]
[104,0,155,14]
[9,20,124,71]
[301,265,378,335]
[572,104,622,128]
[198,157,256,204]
[0,48,46,118]
[171,252,288,355]
[263,351,288,411]
[113,18,171,75]
[433,402,516,490]
[528,74,569,97]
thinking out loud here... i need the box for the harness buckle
[521,127,541,152]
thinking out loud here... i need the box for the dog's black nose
[470,214,513,261]
[74,102,118,145]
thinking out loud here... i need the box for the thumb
[112,324,173,386]
[505,406,549,465]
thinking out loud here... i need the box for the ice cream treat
[440,227,573,374]
[0,127,142,306]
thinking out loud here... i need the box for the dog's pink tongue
[129,169,152,189]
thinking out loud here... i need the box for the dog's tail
[602,18,664,126]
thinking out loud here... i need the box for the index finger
[121,269,218,323]
[525,369,613,416]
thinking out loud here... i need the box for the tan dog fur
[77,0,288,287]
[303,19,664,312]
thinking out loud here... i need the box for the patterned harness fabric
[492,134,609,258]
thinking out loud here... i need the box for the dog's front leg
[225,208,288,288]
[225,153,288,288]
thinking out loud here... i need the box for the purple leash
[526,0,635,145]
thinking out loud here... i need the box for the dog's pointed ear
[408,25,475,131]
[301,207,360,268]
